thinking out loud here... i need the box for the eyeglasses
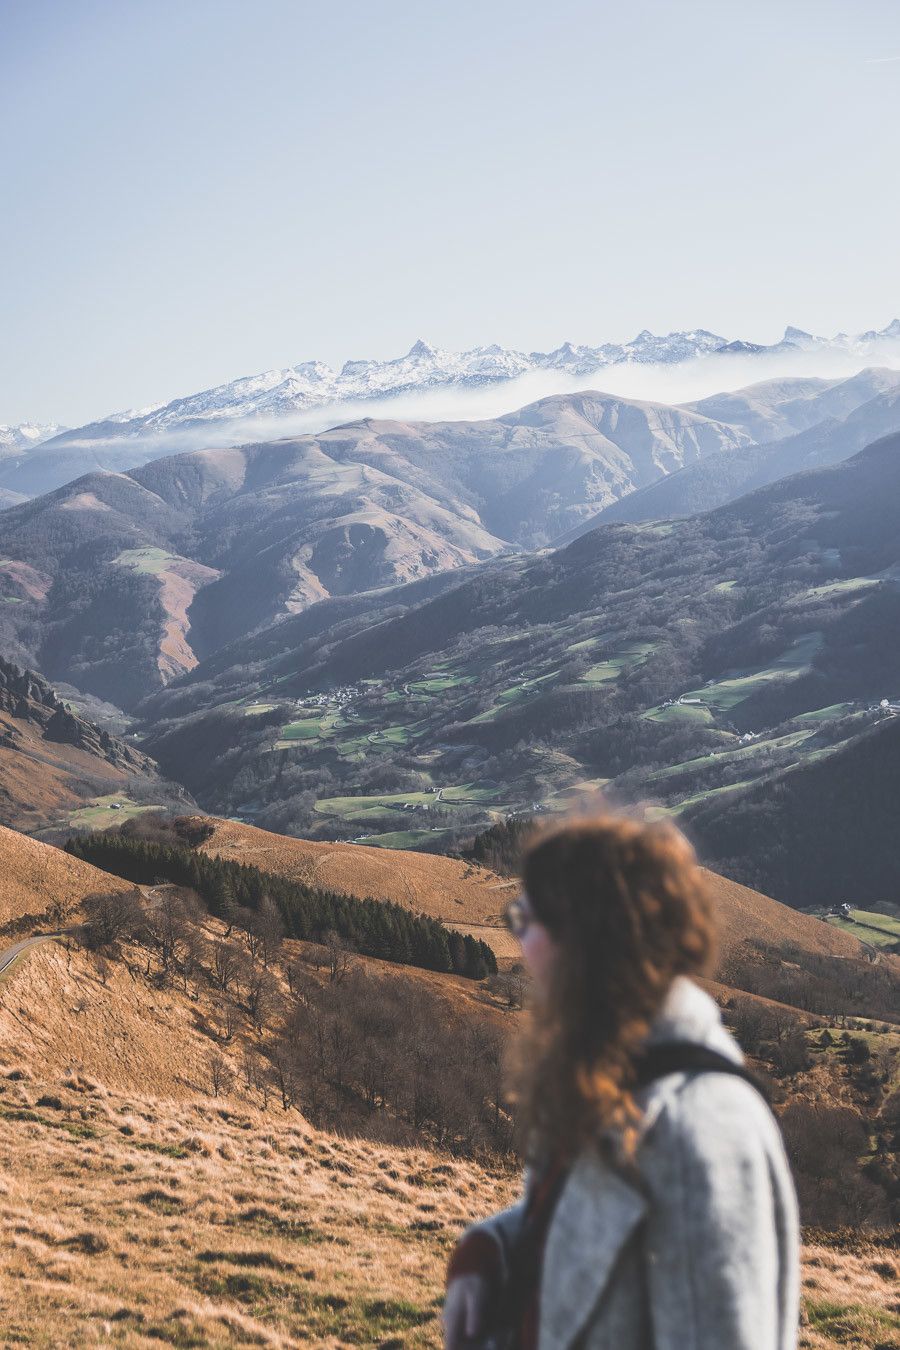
[504,895,533,939]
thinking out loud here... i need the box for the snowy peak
[0,422,65,454]
[406,338,439,359]
[10,320,900,457]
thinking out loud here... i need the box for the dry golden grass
[196,817,518,957]
[702,869,866,960]
[0,923,505,1103]
[0,710,138,836]
[195,818,869,968]
[0,1057,895,1348]
[0,823,132,928]
[799,1241,899,1349]
[0,826,893,1346]
[0,906,892,1344]
[0,1066,516,1348]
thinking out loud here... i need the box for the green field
[644,701,715,725]
[438,783,505,804]
[827,910,900,949]
[579,641,656,685]
[69,795,164,829]
[793,702,856,724]
[279,718,322,740]
[662,778,761,815]
[674,632,823,713]
[315,789,435,817]
[645,728,816,785]
[354,829,445,850]
[803,576,881,600]
[274,706,363,750]
[113,547,181,575]
[468,670,560,724]
[408,674,473,693]
[312,779,513,840]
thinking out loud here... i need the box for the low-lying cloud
[38,337,900,467]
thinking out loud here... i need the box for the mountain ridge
[5,321,900,498]
[0,389,750,705]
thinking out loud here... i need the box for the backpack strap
[634,1040,771,1104]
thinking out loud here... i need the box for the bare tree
[325,930,353,984]
[87,950,111,987]
[82,889,144,949]
[217,1001,241,1044]
[488,969,527,1010]
[245,966,278,1032]
[212,940,239,992]
[207,1052,233,1098]
[270,1040,302,1111]
[256,895,284,967]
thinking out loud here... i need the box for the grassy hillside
[0,824,896,1345]
[187,815,865,967]
[825,909,900,952]
[195,816,520,960]
[686,715,900,908]
[0,822,133,927]
[0,1068,896,1349]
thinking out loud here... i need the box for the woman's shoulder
[639,1066,789,1185]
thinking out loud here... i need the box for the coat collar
[539,1147,647,1350]
[645,977,742,1063]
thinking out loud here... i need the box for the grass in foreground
[0,1068,895,1347]
[0,1068,514,1348]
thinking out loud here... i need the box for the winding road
[0,931,73,980]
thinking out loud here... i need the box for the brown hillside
[701,868,865,960]
[0,656,171,834]
[0,711,143,836]
[0,926,503,1100]
[0,823,131,927]
[195,817,866,965]
[0,904,894,1344]
[197,816,519,952]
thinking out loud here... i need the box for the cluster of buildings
[292,683,375,711]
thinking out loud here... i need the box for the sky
[2,0,900,427]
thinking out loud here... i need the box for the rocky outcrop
[0,657,149,772]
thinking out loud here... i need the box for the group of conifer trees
[65,832,497,980]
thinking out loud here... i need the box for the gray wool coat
[465,977,800,1350]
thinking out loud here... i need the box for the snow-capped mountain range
[5,320,900,464]
[95,321,900,434]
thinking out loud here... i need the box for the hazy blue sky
[2,0,900,425]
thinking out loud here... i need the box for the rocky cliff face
[0,658,150,773]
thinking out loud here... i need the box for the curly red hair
[511,814,717,1161]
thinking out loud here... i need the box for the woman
[444,815,799,1350]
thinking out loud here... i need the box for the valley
[1,376,897,913]
[130,428,900,909]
